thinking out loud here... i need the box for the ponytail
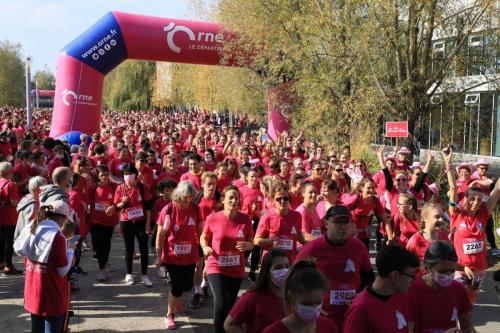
[31,205,65,235]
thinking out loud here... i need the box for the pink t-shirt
[203,211,253,278]
[180,172,202,190]
[229,291,284,333]
[158,202,200,266]
[296,203,322,238]
[264,317,338,333]
[296,236,371,329]
[407,278,472,333]
[343,287,409,333]
[256,210,302,261]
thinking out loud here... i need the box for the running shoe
[165,315,176,330]
[491,248,500,256]
[96,269,106,282]
[125,274,135,285]
[189,293,202,309]
[73,266,88,276]
[142,275,153,287]
[201,286,213,301]
[2,266,23,276]
[158,266,167,278]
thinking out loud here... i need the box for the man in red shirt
[343,245,420,333]
[296,205,374,329]
[180,153,203,191]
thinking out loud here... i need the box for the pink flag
[267,85,292,141]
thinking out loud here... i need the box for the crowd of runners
[1,106,500,333]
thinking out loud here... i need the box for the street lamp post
[25,56,32,130]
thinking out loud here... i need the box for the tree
[0,40,25,106]
[104,60,156,111]
[33,66,55,90]
[215,0,498,148]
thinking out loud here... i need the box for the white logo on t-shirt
[108,194,113,199]
[188,217,195,226]
[291,226,297,234]
[344,258,356,272]
[451,307,458,321]
[237,230,244,238]
[173,224,180,232]
[396,310,407,330]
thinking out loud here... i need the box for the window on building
[467,35,484,76]
[432,41,445,75]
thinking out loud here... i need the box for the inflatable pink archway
[50,11,290,144]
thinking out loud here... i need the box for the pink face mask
[432,270,454,288]
[270,268,289,288]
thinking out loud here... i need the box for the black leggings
[0,225,15,267]
[208,273,242,333]
[121,220,149,275]
[91,224,115,269]
[486,216,497,249]
[165,263,195,297]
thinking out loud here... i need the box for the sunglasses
[313,168,323,171]
[139,159,147,163]
[478,166,488,170]
[356,164,363,167]
[275,196,290,203]
[396,178,407,182]
[335,169,344,172]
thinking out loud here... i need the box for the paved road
[1,231,499,332]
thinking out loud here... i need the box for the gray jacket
[14,194,38,240]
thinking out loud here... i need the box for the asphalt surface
[1,231,499,332]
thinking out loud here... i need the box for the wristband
[445,165,452,172]
[448,200,458,207]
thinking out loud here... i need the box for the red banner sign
[386,121,408,138]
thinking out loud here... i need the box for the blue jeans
[31,314,64,333]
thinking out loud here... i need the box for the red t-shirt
[451,205,489,270]
[12,163,30,193]
[24,233,69,316]
[239,185,264,218]
[256,210,302,261]
[229,290,284,333]
[197,195,219,224]
[158,202,200,266]
[216,176,233,192]
[180,172,202,190]
[204,211,254,278]
[392,213,420,247]
[157,170,181,185]
[406,231,450,263]
[152,197,170,224]
[109,157,131,178]
[344,195,385,238]
[0,142,13,158]
[315,200,342,220]
[289,191,303,210]
[296,204,322,239]
[47,157,63,180]
[343,286,409,333]
[304,177,323,194]
[296,236,371,329]
[407,278,472,333]
[89,155,110,169]
[0,179,19,225]
[263,316,338,333]
[114,183,151,222]
[90,184,117,226]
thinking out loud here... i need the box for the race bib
[463,241,484,255]
[95,202,108,212]
[311,229,322,238]
[173,243,192,255]
[219,255,240,267]
[126,207,144,220]
[330,289,356,305]
[276,239,294,250]
[118,163,125,171]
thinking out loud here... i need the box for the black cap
[324,205,351,223]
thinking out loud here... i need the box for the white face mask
[296,303,322,322]
[124,174,136,185]
[432,270,454,288]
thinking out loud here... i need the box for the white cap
[41,200,74,222]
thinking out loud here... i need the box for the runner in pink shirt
[200,185,254,333]
[263,260,338,333]
[296,182,322,241]
[224,249,289,333]
[156,180,200,330]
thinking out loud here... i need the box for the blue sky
[0,0,206,73]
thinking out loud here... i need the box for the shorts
[165,263,196,297]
